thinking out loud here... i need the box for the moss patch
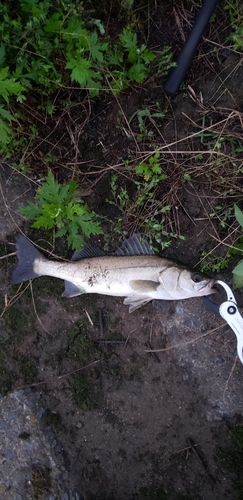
[18,355,38,384]
[216,425,243,498]
[66,318,103,410]
[30,465,52,499]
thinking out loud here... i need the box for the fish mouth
[197,278,216,294]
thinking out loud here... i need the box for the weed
[216,424,243,498]
[200,254,230,274]
[129,108,165,142]
[0,66,24,144]
[224,0,243,51]
[0,1,174,146]
[109,153,185,249]
[231,205,243,289]
[31,465,51,499]
[18,171,103,250]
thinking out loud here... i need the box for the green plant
[200,254,230,274]
[224,0,243,52]
[0,1,175,146]
[109,153,185,249]
[0,66,25,144]
[18,171,103,250]
[135,152,163,180]
[129,108,165,142]
[231,204,243,289]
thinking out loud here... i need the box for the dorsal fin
[71,234,154,261]
[71,244,106,261]
[114,234,154,256]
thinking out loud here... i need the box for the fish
[11,234,215,313]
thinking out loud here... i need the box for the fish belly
[34,256,166,298]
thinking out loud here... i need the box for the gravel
[0,387,84,499]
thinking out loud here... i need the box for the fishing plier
[204,280,243,364]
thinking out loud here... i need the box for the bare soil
[1,2,243,499]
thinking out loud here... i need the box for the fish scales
[12,234,215,312]
[34,255,174,296]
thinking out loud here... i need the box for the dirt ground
[1,2,243,499]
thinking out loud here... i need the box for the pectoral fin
[123,295,153,313]
[130,280,159,293]
[62,281,85,298]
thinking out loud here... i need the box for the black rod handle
[163,0,219,97]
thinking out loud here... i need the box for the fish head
[177,269,216,298]
[159,267,215,299]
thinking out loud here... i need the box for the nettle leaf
[36,171,62,203]
[0,45,5,66]
[0,67,25,102]
[142,49,155,64]
[128,63,147,83]
[18,202,42,219]
[152,164,162,175]
[44,13,61,33]
[68,179,79,198]
[32,214,56,229]
[127,47,137,64]
[66,56,92,86]
[63,15,87,41]
[119,29,137,50]
[234,204,243,229]
[0,116,12,144]
[136,162,149,177]
[67,220,85,250]
[18,172,103,250]
[56,226,68,238]
[76,212,103,238]
[88,31,108,62]
[42,203,64,220]
[107,49,124,66]
[66,202,84,220]
[63,16,89,52]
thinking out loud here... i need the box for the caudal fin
[12,235,44,284]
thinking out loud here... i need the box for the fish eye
[191,272,203,283]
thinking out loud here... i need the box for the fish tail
[12,235,44,284]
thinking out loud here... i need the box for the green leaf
[119,29,137,50]
[152,164,162,175]
[233,259,243,289]
[234,204,243,229]
[56,226,68,238]
[233,272,243,290]
[233,259,243,277]
[44,13,61,33]
[66,56,92,86]
[32,215,55,229]
[89,32,108,62]
[128,63,147,83]
[76,212,103,238]
[0,67,25,102]
[18,202,42,219]
[0,45,6,66]
[36,171,62,204]
[0,117,13,144]
[0,105,16,122]
[142,49,155,64]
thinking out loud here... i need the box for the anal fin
[62,281,85,298]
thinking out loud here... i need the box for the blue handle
[163,0,219,96]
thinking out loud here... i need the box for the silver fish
[12,234,215,313]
